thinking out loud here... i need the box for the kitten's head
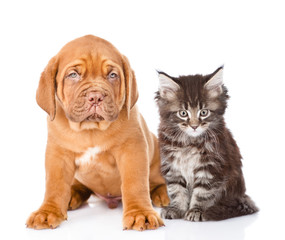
[155,66,229,140]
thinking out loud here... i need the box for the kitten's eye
[179,110,188,118]
[200,109,209,117]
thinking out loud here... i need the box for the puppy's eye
[179,110,188,118]
[108,72,118,79]
[200,109,209,117]
[67,71,79,79]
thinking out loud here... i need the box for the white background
[0,0,284,239]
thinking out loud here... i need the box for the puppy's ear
[36,56,58,121]
[122,55,138,119]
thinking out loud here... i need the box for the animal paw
[151,184,170,207]
[68,189,85,210]
[123,209,164,231]
[161,206,182,219]
[184,208,204,222]
[68,183,92,210]
[26,204,66,229]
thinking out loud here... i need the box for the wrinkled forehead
[56,36,123,74]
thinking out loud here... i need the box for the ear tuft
[204,66,224,97]
[158,72,180,99]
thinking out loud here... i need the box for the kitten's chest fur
[169,146,201,187]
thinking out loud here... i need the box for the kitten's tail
[204,195,259,221]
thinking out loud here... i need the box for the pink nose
[88,91,104,104]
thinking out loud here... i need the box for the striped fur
[156,67,258,221]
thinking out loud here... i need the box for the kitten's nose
[191,125,199,130]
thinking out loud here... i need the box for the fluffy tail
[204,195,259,221]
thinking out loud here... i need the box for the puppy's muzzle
[87,91,105,106]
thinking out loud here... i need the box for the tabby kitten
[155,67,258,221]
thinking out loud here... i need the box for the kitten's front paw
[184,208,205,222]
[161,206,182,219]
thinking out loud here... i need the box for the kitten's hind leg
[203,195,259,221]
[161,182,190,219]
[237,195,259,215]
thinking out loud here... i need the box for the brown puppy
[26,35,169,230]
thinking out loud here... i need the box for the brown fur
[26,35,169,230]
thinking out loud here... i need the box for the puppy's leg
[115,141,164,231]
[26,140,75,229]
[149,144,170,207]
[68,179,93,210]
[150,184,170,207]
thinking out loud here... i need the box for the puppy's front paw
[184,208,204,222]
[123,209,164,231]
[151,184,170,207]
[26,204,66,229]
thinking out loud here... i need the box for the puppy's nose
[88,91,104,104]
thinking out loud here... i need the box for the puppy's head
[36,35,138,130]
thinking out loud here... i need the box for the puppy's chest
[75,146,116,173]
[170,147,201,184]
[75,147,101,166]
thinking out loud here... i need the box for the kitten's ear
[205,66,224,97]
[158,72,180,99]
